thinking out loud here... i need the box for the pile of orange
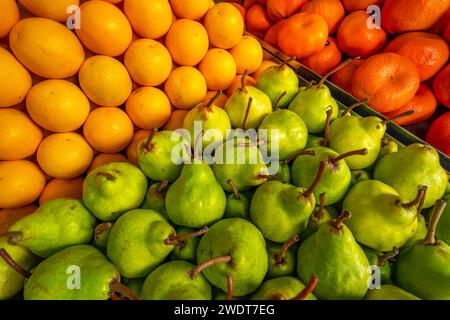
[237,0,450,156]
[0,0,265,213]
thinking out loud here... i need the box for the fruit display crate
[253,35,450,172]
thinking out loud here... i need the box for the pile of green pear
[1,60,450,301]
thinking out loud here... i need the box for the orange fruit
[199,49,237,90]
[9,17,85,79]
[126,87,172,130]
[301,37,342,76]
[126,129,152,165]
[267,0,307,21]
[26,80,90,133]
[264,20,285,47]
[427,112,450,156]
[0,108,42,161]
[330,58,365,94]
[18,0,79,22]
[384,32,449,81]
[352,53,421,113]
[169,0,210,20]
[252,60,278,81]
[0,47,32,108]
[230,2,246,21]
[124,0,173,39]
[337,10,387,57]
[164,66,208,109]
[0,160,46,209]
[204,3,245,49]
[278,13,329,59]
[165,19,209,67]
[37,132,94,179]
[382,0,450,33]
[164,110,189,130]
[202,91,229,108]
[384,84,437,126]
[76,0,132,57]
[433,63,450,109]
[79,55,132,107]
[301,0,345,34]
[342,0,384,12]
[230,35,263,74]
[246,4,273,32]
[88,153,128,173]
[83,107,134,153]
[0,205,37,233]
[226,74,257,96]
[0,0,19,38]
[39,177,84,205]
[124,39,172,87]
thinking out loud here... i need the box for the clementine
[301,0,345,34]
[301,37,342,76]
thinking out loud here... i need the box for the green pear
[192,218,268,296]
[141,180,169,219]
[224,75,272,129]
[300,193,338,240]
[137,130,190,182]
[306,135,326,149]
[256,59,299,108]
[141,261,211,300]
[212,137,269,192]
[166,160,226,228]
[122,278,144,298]
[266,236,299,278]
[83,162,148,221]
[251,276,317,300]
[250,162,326,243]
[170,227,208,263]
[24,245,129,300]
[93,222,113,252]
[365,285,420,300]
[363,247,398,284]
[292,147,367,205]
[350,170,371,187]
[273,162,291,183]
[0,237,39,300]
[374,143,447,209]
[403,214,427,249]
[343,180,424,252]
[183,91,231,149]
[378,139,399,159]
[435,194,450,244]
[258,109,308,160]
[107,209,176,278]
[396,200,450,300]
[224,179,250,220]
[297,212,370,300]
[8,199,96,258]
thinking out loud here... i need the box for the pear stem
[164,227,209,246]
[332,148,368,164]
[94,222,113,241]
[342,99,369,117]
[227,179,240,200]
[207,90,223,109]
[278,56,296,69]
[241,97,253,129]
[382,110,414,125]
[190,255,232,279]
[3,231,22,245]
[313,193,326,220]
[402,186,428,209]
[156,180,170,194]
[332,211,351,229]
[193,130,205,161]
[227,273,234,301]
[293,275,319,300]
[109,279,139,300]
[377,247,399,267]
[284,150,316,165]
[275,235,300,264]
[0,248,31,278]
[300,161,326,200]
[424,200,448,245]
[97,172,116,181]
[318,58,352,88]
[416,187,427,219]
[273,91,287,110]
[321,108,333,147]
[144,131,154,151]
[240,70,249,95]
